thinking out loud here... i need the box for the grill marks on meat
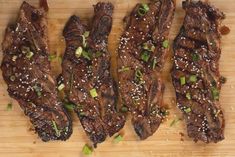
[117,0,175,140]
[62,2,125,146]
[1,2,72,141]
[172,0,225,143]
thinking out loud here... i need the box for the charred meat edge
[117,0,175,140]
[171,0,225,143]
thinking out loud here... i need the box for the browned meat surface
[61,2,125,146]
[1,1,72,141]
[172,0,225,143]
[117,0,175,140]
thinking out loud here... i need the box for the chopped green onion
[84,31,90,38]
[63,102,75,111]
[120,106,128,113]
[48,54,57,61]
[137,3,149,16]
[33,85,42,97]
[75,46,83,58]
[160,109,169,117]
[6,103,12,111]
[12,55,17,62]
[170,118,181,127]
[58,83,65,91]
[184,107,191,113]
[90,88,98,98]
[141,51,150,62]
[162,40,169,48]
[114,134,123,143]
[21,46,30,54]
[81,31,90,47]
[52,120,61,137]
[118,66,130,72]
[95,51,102,57]
[186,93,191,100]
[10,75,16,81]
[82,144,93,155]
[82,50,91,60]
[143,43,155,52]
[135,69,144,84]
[211,87,219,100]
[192,54,200,61]
[152,58,157,69]
[26,51,34,59]
[214,110,221,117]
[180,76,186,85]
[189,75,197,82]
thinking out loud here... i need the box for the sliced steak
[1,1,72,141]
[117,0,175,139]
[172,0,225,143]
[61,2,125,146]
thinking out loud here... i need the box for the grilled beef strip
[61,2,125,146]
[1,1,72,141]
[172,0,225,143]
[117,0,175,140]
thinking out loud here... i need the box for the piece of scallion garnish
[162,40,169,48]
[26,51,34,59]
[152,58,157,69]
[114,134,123,143]
[137,3,149,16]
[186,93,191,100]
[180,76,186,85]
[211,87,219,100]
[48,54,57,61]
[58,83,65,91]
[184,107,191,113]
[10,75,16,82]
[118,66,130,72]
[52,120,61,137]
[33,85,42,97]
[189,75,197,82]
[90,88,98,98]
[6,103,12,111]
[63,102,75,111]
[141,51,150,62]
[192,53,200,61]
[82,50,91,60]
[75,46,83,58]
[82,144,93,155]
[120,106,128,113]
[170,118,181,127]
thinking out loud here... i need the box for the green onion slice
[189,75,197,82]
[90,88,98,98]
[192,54,200,61]
[186,93,191,100]
[114,134,123,143]
[75,47,83,58]
[82,144,93,155]
[152,58,157,69]
[138,3,149,16]
[211,87,219,100]
[52,120,61,137]
[180,76,186,85]
[184,107,191,113]
[120,106,128,113]
[141,51,150,62]
[162,40,169,48]
[58,83,65,91]
[48,54,57,61]
[82,50,91,60]
[63,102,75,111]
[26,51,34,59]
[33,85,42,97]
[170,118,181,127]
[6,103,12,111]
[118,66,130,72]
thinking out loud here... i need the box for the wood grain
[0,0,235,157]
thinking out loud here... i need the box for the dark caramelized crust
[1,1,72,141]
[117,0,175,139]
[62,2,125,146]
[172,0,225,143]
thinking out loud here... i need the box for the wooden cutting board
[0,0,234,157]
